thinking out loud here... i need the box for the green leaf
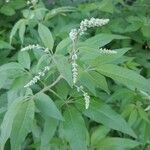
[97,64,150,93]
[79,70,109,94]
[35,93,63,120]
[96,137,140,150]
[54,54,73,87]
[36,54,50,72]
[55,80,70,99]
[79,33,129,49]
[91,126,110,146]
[45,6,76,20]
[82,100,137,138]
[138,107,150,124]
[92,48,131,65]
[128,109,138,127]
[55,37,71,55]
[0,5,15,16]
[10,19,24,44]
[141,24,150,38]
[63,106,87,150]
[10,100,35,150]
[0,97,24,150]
[18,51,30,69]
[0,62,26,89]
[80,47,130,65]
[40,117,58,150]
[0,40,14,49]
[38,23,54,50]
[19,20,26,44]
[0,62,24,73]
[0,62,25,79]
[98,0,114,13]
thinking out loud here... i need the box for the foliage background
[0,0,150,150]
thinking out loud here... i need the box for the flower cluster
[21,44,50,54]
[69,18,109,41]
[27,0,38,5]
[79,18,109,35]
[69,18,110,85]
[83,92,90,109]
[21,44,41,51]
[69,29,78,42]
[145,105,150,111]
[72,53,78,84]
[24,66,50,88]
[99,48,117,54]
[5,0,10,2]
[76,85,90,109]
[69,17,109,109]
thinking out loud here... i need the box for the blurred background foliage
[0,0,150,150]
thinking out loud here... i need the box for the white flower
[83,92,90,109]
[21,44,51,54]
[69,29,78,41]
[72,62,78,67]
[145,105,150,111]
[24,66,50,88]
[44,48,49,53]
[27,0,38,5]
[99,48,117,54]
[71,52,79,84]
[69,17,109,109]
[79,17,109,35]
[75,85,90,109]
[72,53,78,60]
[21,44,41,51]
[76,85,83,92]
[27,1,31,5]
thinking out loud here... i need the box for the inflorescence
[27,0,38,6]
[22,17,114,109]
[69,17,112,109]
[76,85,90,109]
[21,44,51,88]
[99,48,117,54]
[21,44,50,53]
[24,66,50,88]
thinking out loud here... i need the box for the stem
[39,75,62,94]
[32,75,62,98]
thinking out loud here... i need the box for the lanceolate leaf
[54,54,73,87]
[0,63,25,82]
[0,62,24,73]
[91,48,131,65]
[38,23,54,50]
[18,51,30,69]
[97,64,150,93]
[79,70,109,94]
[19,19,26,44]
[45,6,76,20]
[0,97,24,150]
[10,100,35,150]
[35,93,63,120]
[91,126,110,146]
[0,40,14,49]
[80,47,130,65]
[63,106,87,150]
[55,37,71,55]
[79,33,129,49]
[82,100,137,138]
[40,117,58,150]
[96,137,140,150]
[10,19,24,44]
